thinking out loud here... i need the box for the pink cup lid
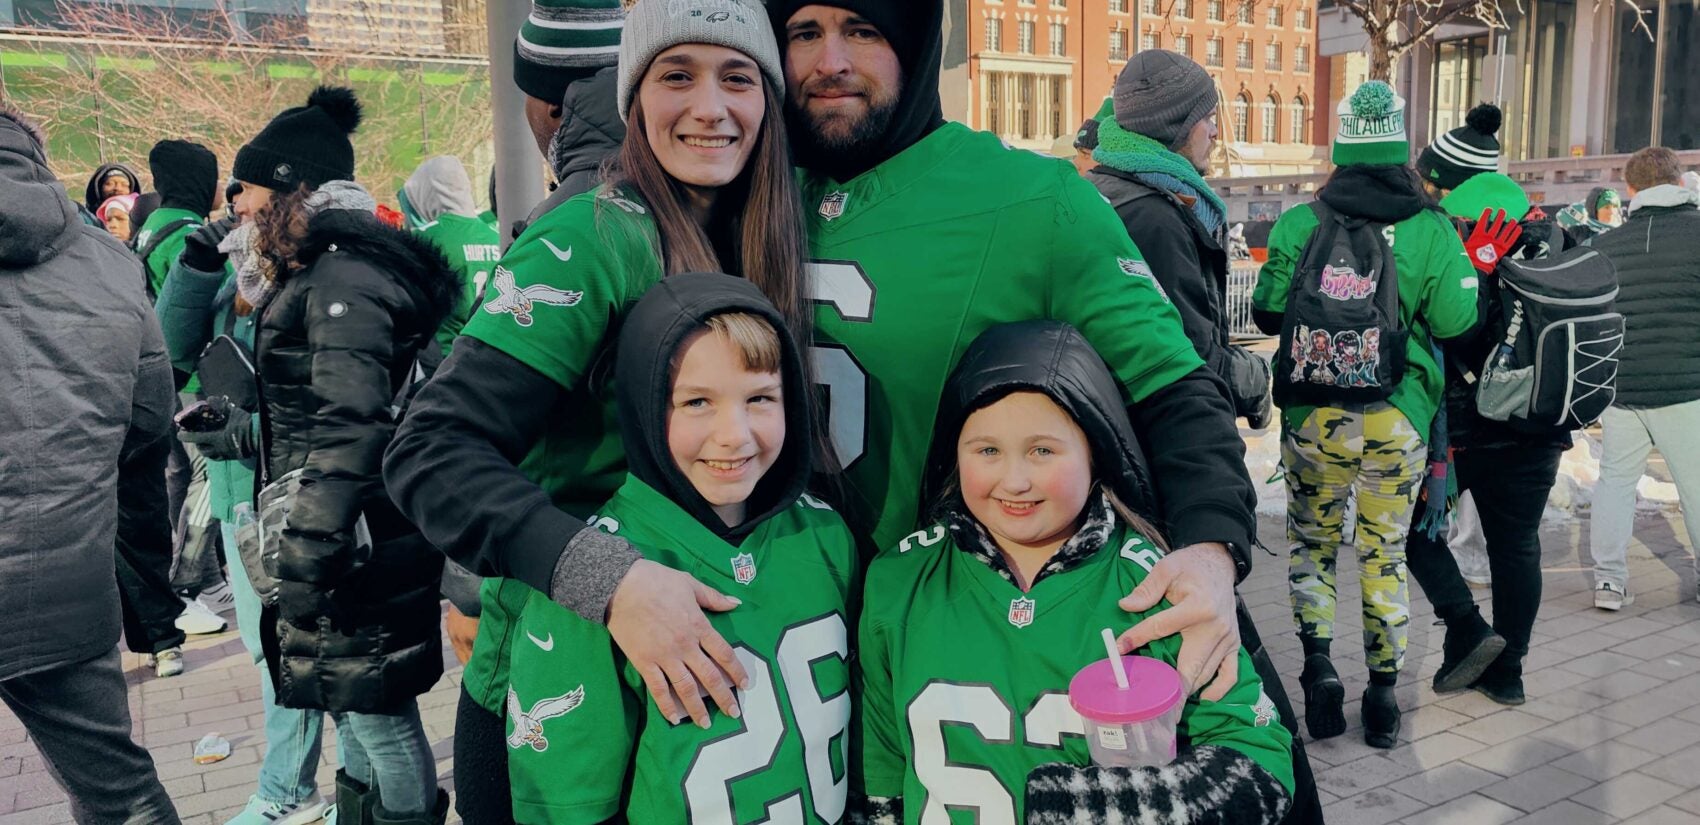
[1069,655,1185,724]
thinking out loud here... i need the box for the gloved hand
[176,396,256,461]
[1226,346,1274,430]
[1464,208,1524,274]
[180,217,237,273]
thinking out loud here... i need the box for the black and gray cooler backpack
[1272,201,1407,407]
[1471,246,1622,431]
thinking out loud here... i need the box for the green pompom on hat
[1333,81,1409,167]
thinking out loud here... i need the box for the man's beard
[786,78,902,175]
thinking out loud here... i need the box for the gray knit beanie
[1112,50,1219,150]
[616,0,784,124]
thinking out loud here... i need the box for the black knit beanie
[1417,102,1502,191]
[233,86,362,191]
[148,139,218,216]
[1075,117,1101,151]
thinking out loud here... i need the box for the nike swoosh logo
[540,239,573,262]
[527,630,555,652]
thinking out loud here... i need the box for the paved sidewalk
[1,510,1696,824]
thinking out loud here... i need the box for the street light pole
[486,0,544,250]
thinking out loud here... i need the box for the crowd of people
[2,0,1697,824]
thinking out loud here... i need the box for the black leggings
[1407,445,1564,659]
[454,686,516,825]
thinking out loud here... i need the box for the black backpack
[1471,246,1622,431]
[1272,201,1407,407]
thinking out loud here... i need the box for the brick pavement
[1,510,1695,824]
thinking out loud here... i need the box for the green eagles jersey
[419,213,503,353]
[506,477,859,823]
[457,188,661,713]
[1252,202,1478,435]
[857,521,1294,823]
[797,123,1203,552]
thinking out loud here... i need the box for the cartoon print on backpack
[1291,325,1382,389]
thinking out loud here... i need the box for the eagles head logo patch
[1008,597,1036,628]
[483,266,583,327]
[1118,257,1168,302]
[731,552,757,585]
[505,685,585,752]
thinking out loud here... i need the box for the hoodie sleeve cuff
[548,526,643,624]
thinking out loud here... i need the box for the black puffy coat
[1587,189,1700,409]
[256,207,460,713]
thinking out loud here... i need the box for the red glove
[1464,208,1524,274]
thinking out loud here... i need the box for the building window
[1015,74,1036,140]
[1175,34,1192,57]
[1208,0,1224,21]
[1111,30,1130,60]
[1050,22,1066,56]
[1019,0,1035,6]
[1140,31,1158,53]
[1141,0,1157,15]
[1206,37,1223,67]
[1295,44,1311,73]
[1232,93,1250,143]
[1296,7,1311,29]
[1290,96,1308,143]
[1236,1,1253,24]
[1265,41,1281,71]
[1051,0,1067,7]
[1176,0,1194,19]
[986,72,1003,134]
[986,17,1002,52]
[1050,75,1068,137]
[1261,95,1280,143]
[1111,0,1128,11]
[1266,4,1283,27]
[1018,20,1035,53]
[1236,39,1252,69]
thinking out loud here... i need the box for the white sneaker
[223,795,329,825]
[175,596,229,635]
[151,647,184,678]
[197,581,236,616]
[1594,581,1633,611]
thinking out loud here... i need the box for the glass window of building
[1112,29,1131,60]
[1237,1,1254,24]
[1261,95,1280,143]
[1208,0,1225,21]
[1176,34,1192,56]
[1267,4,1283,26]
[1019,19,1035,53]
[1290,97,1308,143]
[1050,21,1066,56]
[1265,41,1281,70]
[1140,30,1158,52]
[1232,93,1251,142]
[986,17,1003,51]
[1177,0,1194,18]
[1207,37,1224,66]
[1237,38,1252,68]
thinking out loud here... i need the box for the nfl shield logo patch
[1007,597,1036,628]
[731,553,757,585]
[819,191,849,221]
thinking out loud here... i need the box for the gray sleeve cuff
[549,527,642,624]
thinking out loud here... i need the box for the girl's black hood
[84,162,141,213]
[921,321,1156,523]
[614,272,814,541]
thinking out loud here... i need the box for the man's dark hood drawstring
[613,272,815,542]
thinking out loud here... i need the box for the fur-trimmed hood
[296,207,462,332]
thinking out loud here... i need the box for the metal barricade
[1226,260,1269,340]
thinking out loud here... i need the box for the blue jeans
[221,520,325,806]
[332,705,439,814]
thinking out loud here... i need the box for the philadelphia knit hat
[233,86,361,191]
[1333,81,1409,166]
[617,0,783,123]
[514,0,626,105]
[1417,102,1502,189]
[1112,50,1218,150]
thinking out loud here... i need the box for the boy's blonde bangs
[705,312,784,375]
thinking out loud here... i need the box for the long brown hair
[234,182,316,316]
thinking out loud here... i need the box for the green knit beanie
[1333,81,1409,166]
[514,0,626,104]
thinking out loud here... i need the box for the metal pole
[1649,0,1667,147]
[486,0,544,249]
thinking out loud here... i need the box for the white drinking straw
[1100,628,1129,690]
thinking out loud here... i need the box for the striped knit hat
[1417,102,1503,190]
[514,0,626,105]
[1333,81,1409,167]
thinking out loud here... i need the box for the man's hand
[445,604,478,665]
[606,559,750,729]
[1117,542,1241,701]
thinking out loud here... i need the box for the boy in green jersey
[506,273,856,822]
[857,322,1291,824]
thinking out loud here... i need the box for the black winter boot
[1433,608,1507,693]
[334,770,381,825]
[1472,657,1526,705]
[1363,683,1401,749]
[1299,653,1346,740]
[373,789,450,825]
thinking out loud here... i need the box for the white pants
[1589,400,1700,587]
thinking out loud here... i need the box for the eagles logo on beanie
[233,86,362,191]
[514,0,626,105]
[1417,102,1502,190]
[1333,81,1408,167]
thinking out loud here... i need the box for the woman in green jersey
[856,321,1293,824]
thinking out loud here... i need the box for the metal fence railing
[1226,260,1269,340]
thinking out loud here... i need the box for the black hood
[297,209,462,333]
[921,321,1156,523]
[549,66,625,184]
[0,113,81,268]
[84,162,141,213]
[148,140,218,216]
[614,272,814,541]
[1318,164,1437,224]
[770,0,946,181]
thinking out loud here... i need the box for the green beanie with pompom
[1333,81,1409,166]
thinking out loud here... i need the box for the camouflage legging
[1284,403,1425,675]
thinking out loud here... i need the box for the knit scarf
[1092,115,1228,234]
[222,181,378,308]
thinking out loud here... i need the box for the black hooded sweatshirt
[84,162,141,213]
[148,140,218,217]
[613,272,816,540]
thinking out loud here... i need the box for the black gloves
[176,396,257,461]
[180,217,237,273]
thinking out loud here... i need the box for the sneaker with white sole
[175,596,228,635]
[197,581,236,615]
[223,795,329,825]
[151,647,184,678]
[1594,581,1633,611]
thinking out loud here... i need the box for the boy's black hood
[84,162,141,213]
[922,321,1156,522]
[770,0,946,181]
[148,140,218,216]
[615,272,814,541]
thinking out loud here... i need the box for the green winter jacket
[135,206,202,299]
